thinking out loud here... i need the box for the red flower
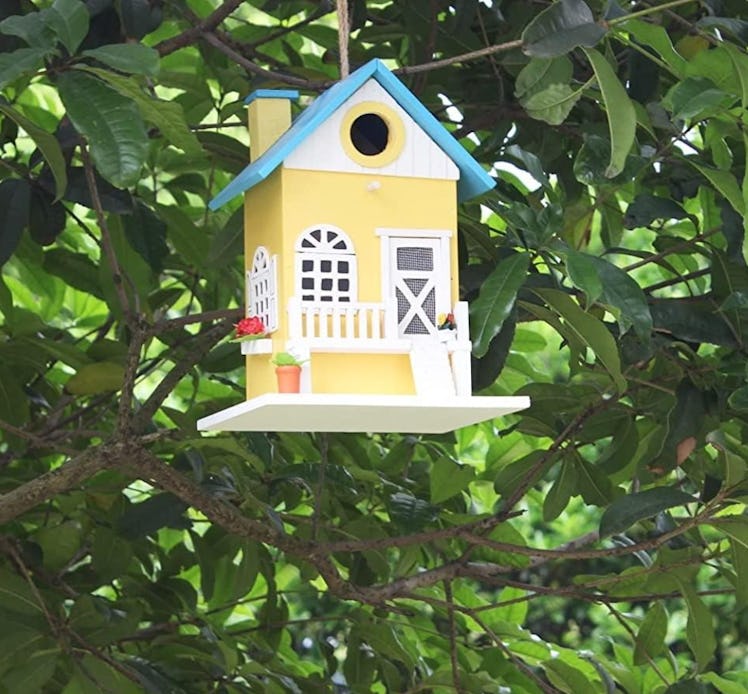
[235,316,266,337]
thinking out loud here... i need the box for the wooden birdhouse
[198,59,529,433]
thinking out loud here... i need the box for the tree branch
[149,308,242,335]
[200,32,327,89]
[81,146,132,323]
[394,39,523,76]
[132,320,231,431]
[0,447,110,525]
[155,0,246,56]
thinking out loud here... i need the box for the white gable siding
[284,79,459,181]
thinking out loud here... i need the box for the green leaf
[575,458,616,506]
[0,178,30,266]
[430,456,474,504]
[599,487,694,538]
[91,527,133,580]
[675,577,716,671]
[583,48,637,178]
[588,255,652,339]
[0,103,67,201]
[622,18,687,76]
[43,0,89,53]
[544,658,596,693]
[118,0,163,39]
[700,673,748,694]
[2,651,58,693]
[522,0,606,58]
[633,602,668,665]
[20,335,92,370]
[63,656,144,694]
[566,249,603,305]
[689,162,745,216]
[543,459,578,522]
[58,70,148,188]
[624,193,690,229]
[0,12,54,48]
[82,66,201,154]
[387,492,438,531]
[521,82,583,125]
[731,538,748,608]
[0,366,29,433]
[723,44,748,262]
[35,521,82,570]
[664,77,734,120]
[82,43,160,76]
[0,46,47,90]
[515,56,573,99]
[471,252,530,358]
[536,288,626,392]
[123,200,168,272]
[65,361,125,395]
[118,493,190,539]
[494,450,551,499]
[710,517,748,552]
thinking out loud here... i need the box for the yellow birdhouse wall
[242,166,459,399]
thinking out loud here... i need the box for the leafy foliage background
[0,0,747,692]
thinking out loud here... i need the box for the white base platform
[197,393,530,433]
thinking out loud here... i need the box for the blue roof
[244,89,299,105]
[209,59,495,210]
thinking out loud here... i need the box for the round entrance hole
[349,113,389,156]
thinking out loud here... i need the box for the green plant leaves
[0,47,47,89]
[634,602,668,665]
[675,577,716,671]
[83,66,202,155]
[535,288,627,392]
[0,178,30,266]
[65,361,125,395]
[599,487,694,537]
[58,70,148,188]
[471,252,530,358]
[522,0,606,58]
[387,492,438,531]
[0,102,67,200]
[515,56,582,124]
[583,48,637,178]
[43,0,89,54]
[82,43,160,77]
[430,456,474,503]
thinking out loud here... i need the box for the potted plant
[271,351,307,393]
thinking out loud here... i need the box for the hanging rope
[337,0,350,79]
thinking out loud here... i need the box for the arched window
[248,246,277,331]
[295,225,357,303]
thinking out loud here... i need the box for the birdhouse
[198,59,529,433]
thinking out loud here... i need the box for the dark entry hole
[350,113,389,156]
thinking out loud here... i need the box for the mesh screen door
[389,238,447,337]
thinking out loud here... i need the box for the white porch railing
[287,297,406,352]
[286,297,473,395]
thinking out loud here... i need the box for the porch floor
[197,393,530,433]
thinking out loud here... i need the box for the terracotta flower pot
[275,365,301,393]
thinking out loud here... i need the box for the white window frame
[295,225,357,304]
[247,245,278,332]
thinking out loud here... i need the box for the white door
[389,238,450,338]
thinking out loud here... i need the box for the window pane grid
[296,226,357,304]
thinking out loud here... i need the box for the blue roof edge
[209,58,495,209]
[244,89,300,105]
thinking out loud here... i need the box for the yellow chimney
[244,89,299,162]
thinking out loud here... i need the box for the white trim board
[375,228,452,238]
[197,394,530,433]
